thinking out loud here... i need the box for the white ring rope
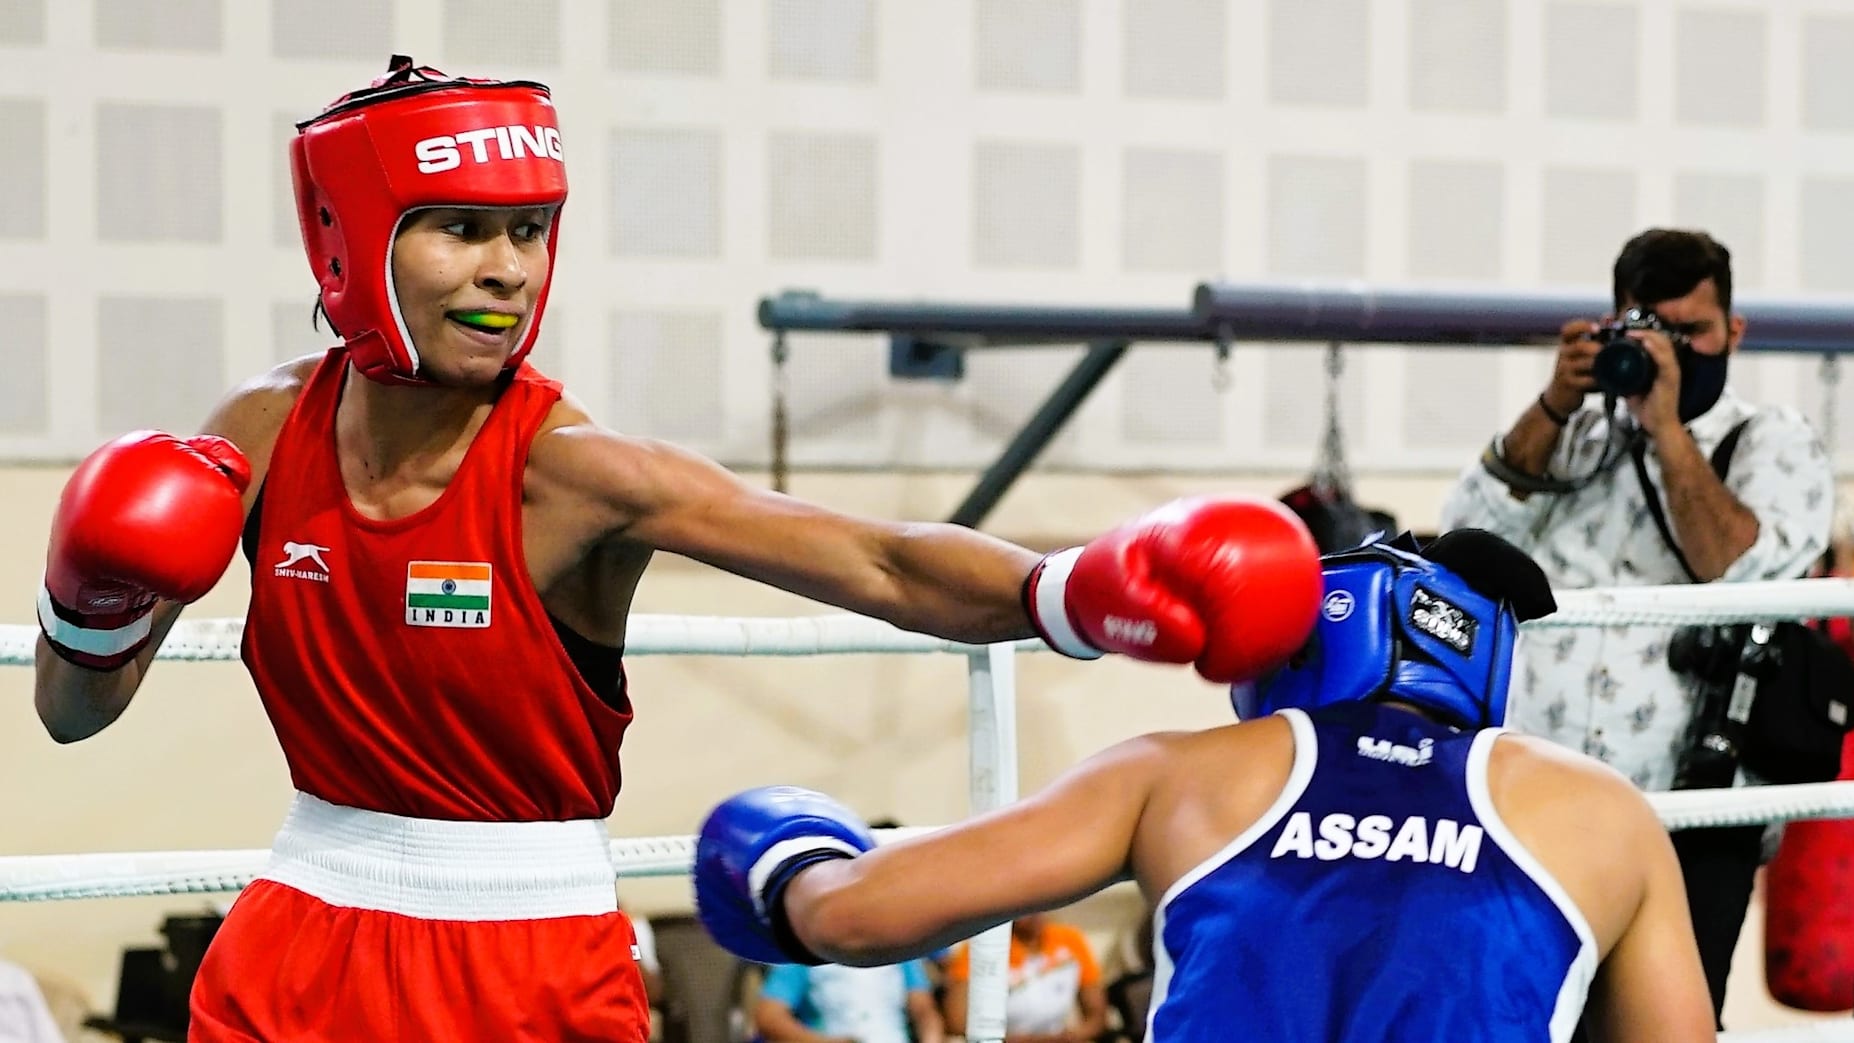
[8,575,1854,664]
[1542,577,1854,628]
[1653,781,1854,832]
[0,613,1048,664]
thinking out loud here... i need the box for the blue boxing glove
[693,785,875,965]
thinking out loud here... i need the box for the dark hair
[1612,228,1734,315]
[312,297,341,337]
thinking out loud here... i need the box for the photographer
[1440,228,1833,1022]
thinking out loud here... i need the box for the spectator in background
[1101,909,1156,1043]
[1440,227,1834,1022]
[752,957,943,1043]
[942,913,1107,1043]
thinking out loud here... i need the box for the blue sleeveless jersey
[1148,703,1596,1042]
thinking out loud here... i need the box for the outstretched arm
[692,734,1177,970]
[782,734,1171,966]
[545,426,1322,679]
[541,429,1040,644]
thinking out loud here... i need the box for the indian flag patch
[405,561,492,629]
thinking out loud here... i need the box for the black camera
[1666,624,1781,790]
[1590,308,1692,398]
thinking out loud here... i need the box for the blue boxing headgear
[1232,531,1550,730]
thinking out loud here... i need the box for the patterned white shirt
[1440,388,1833,791]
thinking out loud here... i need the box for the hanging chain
[1212,322,1234,393]
[1821,353,1841,464]
[770,331,790,494]
[1315,341,1353,496]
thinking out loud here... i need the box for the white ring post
[963,643,1019,1043]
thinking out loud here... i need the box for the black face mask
[1677,345,1729,422]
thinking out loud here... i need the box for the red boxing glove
[1024,496,1322,683]
[39,431,251,670]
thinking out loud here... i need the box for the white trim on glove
[747,836,865,917]
[37,584,152,660]
[1030,547,1104,661]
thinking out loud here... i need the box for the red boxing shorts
[189,794,650,1042]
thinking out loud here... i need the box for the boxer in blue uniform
[692,530,1716,1042]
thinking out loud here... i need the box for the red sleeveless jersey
[242,349,633,821]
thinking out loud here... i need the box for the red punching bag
[1764,618,1854,1012]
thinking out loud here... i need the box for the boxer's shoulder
[198,353,323,488]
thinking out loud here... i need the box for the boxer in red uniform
[31,57,1323,1042]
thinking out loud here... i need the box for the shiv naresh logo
[274,541,332,582]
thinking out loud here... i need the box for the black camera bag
[1634,419,1854,784]
[1740,622,1854,783]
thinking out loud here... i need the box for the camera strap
[1631,418,1753,583]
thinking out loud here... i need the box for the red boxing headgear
[290,56,569,385]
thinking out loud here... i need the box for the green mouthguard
[452,310,519,331]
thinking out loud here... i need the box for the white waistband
[259,792,619,921]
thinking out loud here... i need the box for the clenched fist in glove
[693,785,875,965]
[39,431,251,670]
[1024,495,1322,683]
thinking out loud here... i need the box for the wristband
[1022,548,1104,660]
[1536,394,1571,427]
[37,584,153,669]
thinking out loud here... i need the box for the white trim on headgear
[384,209,421,377]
